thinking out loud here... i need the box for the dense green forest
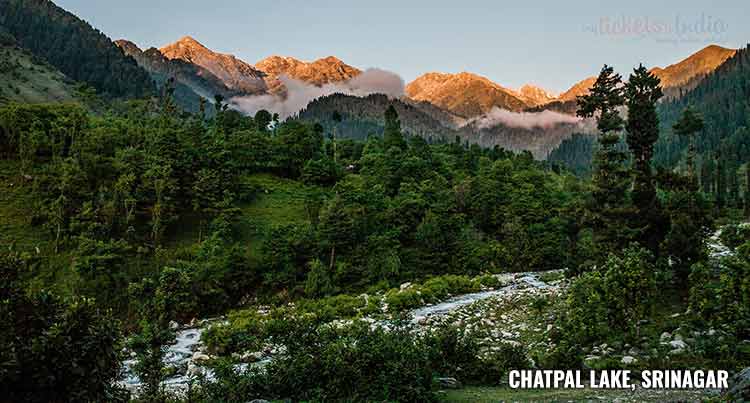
[0,0,155,98]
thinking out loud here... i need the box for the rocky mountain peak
[255,54,361,94]
[159,36,266,94]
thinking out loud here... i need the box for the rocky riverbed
[120,271,562,395]
[121,225,746,397]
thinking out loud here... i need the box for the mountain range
[117,34,736,123]
[1,0,739,160]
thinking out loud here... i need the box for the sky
[55,0,749,94]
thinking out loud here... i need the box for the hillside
[115,39,239,114]
[465,119,584,159]
[0,41,78,105]
[405,72,529,118]
[0,0,154,98]
[650,45,737,99]
[655,45,750,174]
[160,36,266,94]
[256,55,361,94]
[298,93,457,141]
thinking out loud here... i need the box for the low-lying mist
[468,107,583,130]
[230,68,404,119]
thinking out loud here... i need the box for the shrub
[199,319,436,402]
[559,245,657,344]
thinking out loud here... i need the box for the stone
[724,367,750,401]
[187,362,202,377]
[169,320,179,330]
[436,377,461,389]
[399,282,412,291]
[669,339,687,350]
[192,351,210,362]
[660,332,672,341]
[621,355,637,365]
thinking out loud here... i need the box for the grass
[0,45,77,104]
[0,159,76,292]
[235,173,325,258]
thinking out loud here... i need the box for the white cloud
[229,68,404,119]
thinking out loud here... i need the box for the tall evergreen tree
[383,105,406,151]
[672,107,704,184]
[625,64,664,253]
[715,152,726,209]
[577,65,634,254]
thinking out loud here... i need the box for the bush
[559,245,657,344]
[1,251,126,402]
[689,245,750,339]
[199,319,436,402]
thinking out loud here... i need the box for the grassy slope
[161,173,323,267]
[0,45,78,105]
[0,159,76,291]
[236,173,324,259]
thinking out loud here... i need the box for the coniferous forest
[1,1,750,402]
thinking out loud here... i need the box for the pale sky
[56,0,749,94]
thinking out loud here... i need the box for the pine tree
[625,64,665,253]
[672,107,704,184]
[716,152,726,209]
[383,105,406,151]
[576,65,634,254]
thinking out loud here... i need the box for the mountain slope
[655,45,750,168]
[116,39,239,113]
[650,44,736,99]
[0,0,154,98]
[256,55,361,94]
[160,36,266,94]
[0,39,78,105]
[298,93,457,141]
[406,72,529,118]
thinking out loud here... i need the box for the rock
[669,339,687,350]
[724,367,750,401]
[621,356,637,365]
[187,362,202,377]
[192,351,210,363]
[660,332,672,341]
[169,320,179,330]
[399,282,412,291]
[437,377,461,389]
